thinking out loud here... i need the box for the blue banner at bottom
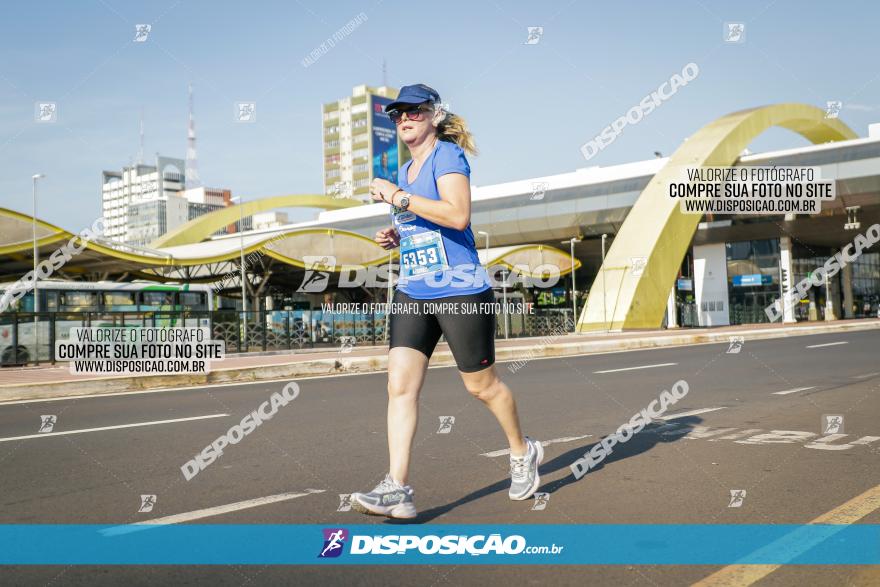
[1,524,878,565]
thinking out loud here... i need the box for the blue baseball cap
[385,84,441,112]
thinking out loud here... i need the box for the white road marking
[659,407,726,420]
[853,372,880,379]
[481,433,593,457]
[806,341,848,348]
[0,413,229,443]
[593,362,677,374]
[709,429,763,441]
[771,386,815,396]
[100,490,325,536]
[851,436,880,445]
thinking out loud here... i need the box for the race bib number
[399,230,449,278]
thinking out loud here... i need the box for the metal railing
[0,308,578,366]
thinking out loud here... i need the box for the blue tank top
[391,140,491,299]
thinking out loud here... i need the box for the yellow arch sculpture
[578,103,858,331]
[0,208,580,284]
[150,194,364,248]
[0,208,388,270]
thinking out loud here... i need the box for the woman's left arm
[370,176,471,231]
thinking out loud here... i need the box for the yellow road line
[692,483,880,587]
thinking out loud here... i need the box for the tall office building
[101,155,186,244]
[101,156,235,246]
[322,85,411,202]
[127,196,190,247]
[100,87,239,247]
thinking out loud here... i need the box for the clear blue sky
[1,0,878,231]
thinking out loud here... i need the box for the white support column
[693,243,730,327]
[779,236,796,324]
[666,287,678,328]
[825,271,838,321]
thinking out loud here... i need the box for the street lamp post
[32,174,45,313]
[477,230,489,262]
[238,203,247,314]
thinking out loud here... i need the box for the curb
[1,320,878,403]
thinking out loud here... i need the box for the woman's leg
[436,290,529,457]
[459,365,528,457]
[350,296,440,519]
[460,364,543,501]
[386,346,429,485]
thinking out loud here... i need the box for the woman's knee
[388,376,419,400]
[464,374,503,401]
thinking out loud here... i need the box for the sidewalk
[1,319,878,402]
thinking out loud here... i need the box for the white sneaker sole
[350,494,418,519]
[509,440,544,501]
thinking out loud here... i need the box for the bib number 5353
[399,231,449,278]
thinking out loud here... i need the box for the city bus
[0,280,214,365]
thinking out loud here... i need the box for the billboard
[371,95,399,184]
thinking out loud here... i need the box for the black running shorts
[389,288,496,372]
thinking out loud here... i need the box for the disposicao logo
[319,528,348,558]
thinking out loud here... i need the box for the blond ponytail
[437,112,478,156]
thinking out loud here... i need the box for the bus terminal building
[2,103,879,332]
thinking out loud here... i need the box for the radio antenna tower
[185,83,201,189]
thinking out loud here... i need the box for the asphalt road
[1,329,879,586]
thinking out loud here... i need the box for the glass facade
[850,251,880,318]
[723,239,880,325]
[791,245,834,322]
[726,238,780,325]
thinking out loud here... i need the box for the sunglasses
[388,105,433,125]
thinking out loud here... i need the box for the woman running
[350,84,542,519]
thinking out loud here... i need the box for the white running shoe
[509,436,543,500]
[350,474,417,519]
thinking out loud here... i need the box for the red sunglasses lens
[390,108,423,124]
